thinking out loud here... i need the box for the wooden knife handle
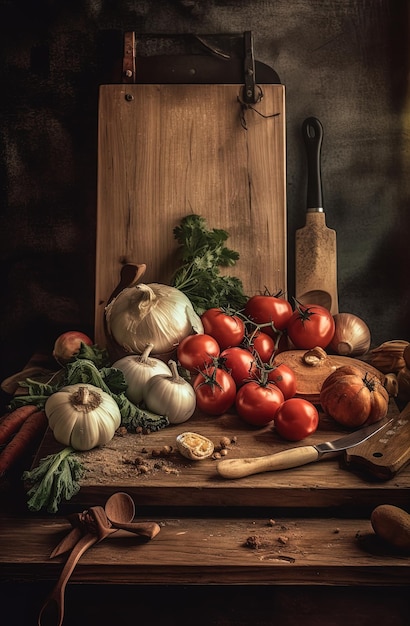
[344,403,410,480]
[217,446,319,479]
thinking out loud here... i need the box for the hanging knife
[217,418,392,479]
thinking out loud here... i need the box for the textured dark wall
[1,0,409,401]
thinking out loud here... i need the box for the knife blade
[217,418,392,479]
[344,405,410,480]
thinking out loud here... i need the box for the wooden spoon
[105,492,161,540]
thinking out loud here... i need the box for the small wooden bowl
[274,349,385,403]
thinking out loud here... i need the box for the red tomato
[287,303,335,349]
[177,333,220,373]
[235,381,284,426]
[265,363,297,400]
[193,366,237,415]
[246,330,276,363]
[244,294,293,335]
[274,398,319,441]
[201,308,245,350]
[219,347,258,388]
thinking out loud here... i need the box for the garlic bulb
[113,343,172,405]
[143,360,196,424]
[45,384,121,451]
[105,283,204,356]
[328,313,371,357]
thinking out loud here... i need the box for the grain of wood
[0,514,409,586]
[30,402,410,511]
[95,84,286,345]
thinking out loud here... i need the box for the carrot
[0,405,39,446]
[0,409,48,477]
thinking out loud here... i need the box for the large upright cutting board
[95,84,286,346]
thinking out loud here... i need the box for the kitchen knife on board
[344,406,410,480]
[295,117,338,315]
[217,418,392,479]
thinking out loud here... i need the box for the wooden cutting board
[31,400,409,512]
[273,350,385,403]
[94,84,286,346]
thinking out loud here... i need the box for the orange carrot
[0,409,48,477]
[0,405,39,446]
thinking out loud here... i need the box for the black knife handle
[302,116,324,211]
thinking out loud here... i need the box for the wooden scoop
[105,492,161,539]
[295,117,338,315]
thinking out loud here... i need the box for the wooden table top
[1,509,409,586]
[1,356,409,589]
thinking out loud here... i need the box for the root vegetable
[0,405,39,446]
[0,409,48,476]
[371,504,410,553]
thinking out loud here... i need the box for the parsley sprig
[172,214,248,315]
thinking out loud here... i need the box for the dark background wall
[1,0,409,406]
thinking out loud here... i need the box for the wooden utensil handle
[111,521,161,539]
[217,446,320,479]
[344,403,410,479]
[38,533,97,626]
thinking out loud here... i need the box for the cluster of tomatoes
[177,294,336,441]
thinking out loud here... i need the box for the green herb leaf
[9,350,169,433]
[23,447,84,513]
[172,214,247,314]
[75,342,110,368]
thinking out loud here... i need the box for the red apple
[52,331,93,364]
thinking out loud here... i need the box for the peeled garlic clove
[302,346,329,367]
[176,432,214,461]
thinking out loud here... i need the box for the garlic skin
[329,313,371,357]
[105,283,204,356]
[113,343,172,405]
[362,339,409,374]
[45,384,121,451]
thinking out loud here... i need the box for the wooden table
[1,365,409,625]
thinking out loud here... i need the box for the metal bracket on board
[120,31,280,91]
[242,31,257,104]
[122,31,136,83]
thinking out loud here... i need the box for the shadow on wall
[1,0,410,413]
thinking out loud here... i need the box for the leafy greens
[172,214,248,314]
[9,344,169,433]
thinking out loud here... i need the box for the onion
[328,313,371,357]
[113,343,172,405]
[105,283,204,356]
[143,360,196,424]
